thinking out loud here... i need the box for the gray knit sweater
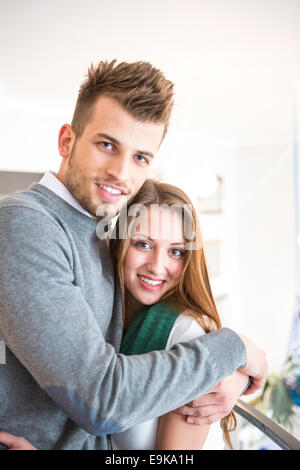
[0,183,246,449]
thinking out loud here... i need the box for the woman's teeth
[139,275,164,286]
[99,184,122,195]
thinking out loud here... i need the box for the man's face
[58,96,165,218]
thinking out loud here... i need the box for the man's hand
[175,333,267,425]
[237,333,267,395]
[0,431,37,450]
[174,371,250,425]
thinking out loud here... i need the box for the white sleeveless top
[111,314,225,450]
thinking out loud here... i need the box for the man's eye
[135,155,149,165]
[99,142,113,150]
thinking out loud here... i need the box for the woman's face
[123,206,186,306]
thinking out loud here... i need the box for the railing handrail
[234,399,300,450]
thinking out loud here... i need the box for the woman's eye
[134,241,151,249]
[170,248,185,258]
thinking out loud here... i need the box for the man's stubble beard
[64,144,129,220]
[64,145,100,218]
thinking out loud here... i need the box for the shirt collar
[39,171,94,219]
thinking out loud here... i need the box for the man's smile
[96,182,128,201]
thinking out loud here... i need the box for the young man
[0,60,266,450]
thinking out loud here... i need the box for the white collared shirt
[39,171,93,218]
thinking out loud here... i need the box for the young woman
[0,179,249,450]
[108,179,248,450]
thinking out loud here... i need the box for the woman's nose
[146,250,167,277]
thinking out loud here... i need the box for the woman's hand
[0,431,37,450]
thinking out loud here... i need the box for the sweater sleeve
[0,206,246,435]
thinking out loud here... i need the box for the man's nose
[106,154,130,182]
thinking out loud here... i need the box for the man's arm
[175,371,253,425]
[0,205,250,435]
[175,337,267,425]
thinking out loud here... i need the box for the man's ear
[58,124,75,158]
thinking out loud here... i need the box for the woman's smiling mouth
[137,274,166,291]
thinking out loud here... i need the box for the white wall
[232,143,296,372]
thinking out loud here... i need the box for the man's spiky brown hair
[71,59,175,139]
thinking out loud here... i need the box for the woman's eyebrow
[133,233,185,245]
[132,233,153,241]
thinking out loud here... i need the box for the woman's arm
[155,370,249,450]
[156,412,210,450]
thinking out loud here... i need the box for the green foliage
[261,357,298,430]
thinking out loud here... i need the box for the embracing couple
[0,60,267,450]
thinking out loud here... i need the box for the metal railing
[234,399,300,450]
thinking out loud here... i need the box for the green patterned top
[120,302,182,355]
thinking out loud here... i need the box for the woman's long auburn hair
[110,179,237,450]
